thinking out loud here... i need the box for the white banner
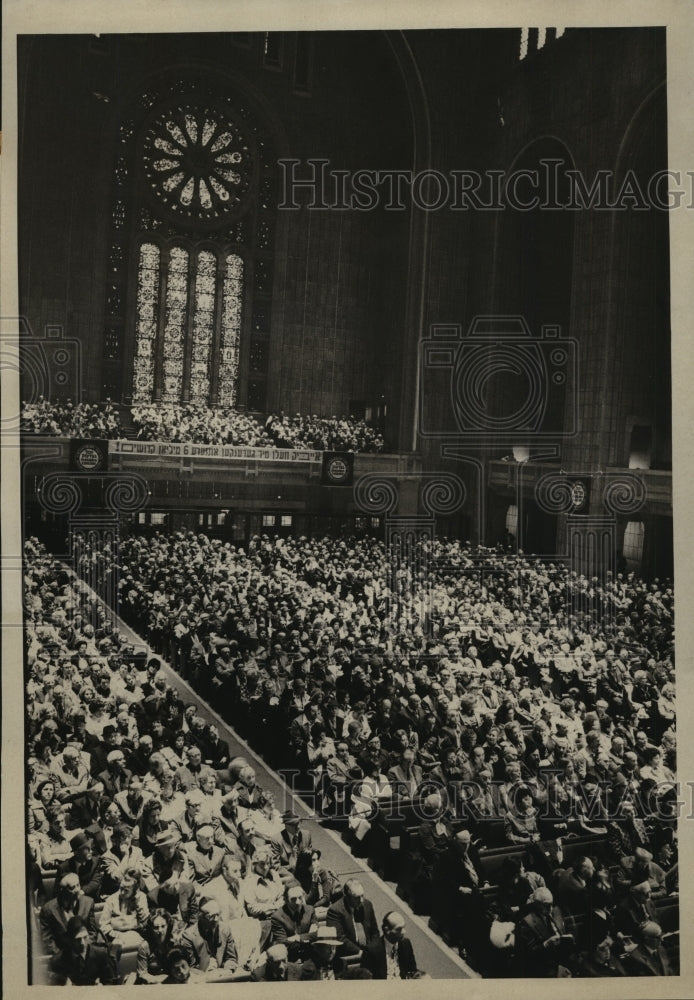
[108,439,322,463]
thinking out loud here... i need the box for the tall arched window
[102,71,277,410]
[131,242,245,406]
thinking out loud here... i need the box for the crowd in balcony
[130,404,273,448]
[20,400,386,453]
[264,413,385,453]
[20,399,123,438]
[27,527,677,979]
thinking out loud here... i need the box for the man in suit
[578,935,627,977]
[357,735,392,778]
[96,749,132,799]
[271,810,313,873]
[555,856,596,916]
[364,911,421,979]
[617,846,667,897]
[49,916,119,986]
[515,887,574,977]
[180,897,238,973]
[50,744,91,805]
[327,878,379,958]
[434,829,486,960]
[468,767,505,819]
[387,749,424,800]
[203,724,230,769]
[615,880,658,939]
[326,742,361,815]
[89,725,123,777]
[251,943,302,982]
[299,925,347,980]
[39,873,98,957]
[623,921,674,976]
[57,832,103,900]
[185,824,226,885]
[175,744,205,792]
[270,881,317,960]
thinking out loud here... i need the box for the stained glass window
[217,254,244,406]
[132,242,160,403]
[162,246,189,402]
[123,87,274,408]
[189,250,216,402]
[142,103,252,224]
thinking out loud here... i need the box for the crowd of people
[24,538,425,985]
[20,399,123,438]
[20,399,386,453]
[264,412,385,453]
[130,404,274,448]
[25,528,678,980]
[132,405,385,452]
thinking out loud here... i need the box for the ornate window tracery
[105,69,275,409]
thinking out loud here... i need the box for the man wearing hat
[299,925,346,981]
[143,829,197,924]
[251,942,302,982]
[57,832,103,900]
[272,809,313,873]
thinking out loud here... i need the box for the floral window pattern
[189,251,217,403]
[142,103,252,225]
[161,247,189,402]
[132,243,160,403]
[217,255,244,406]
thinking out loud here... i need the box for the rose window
[142,103,252,223]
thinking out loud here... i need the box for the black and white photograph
[2,1,694,996]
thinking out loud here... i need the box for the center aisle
[112,615,477,980]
